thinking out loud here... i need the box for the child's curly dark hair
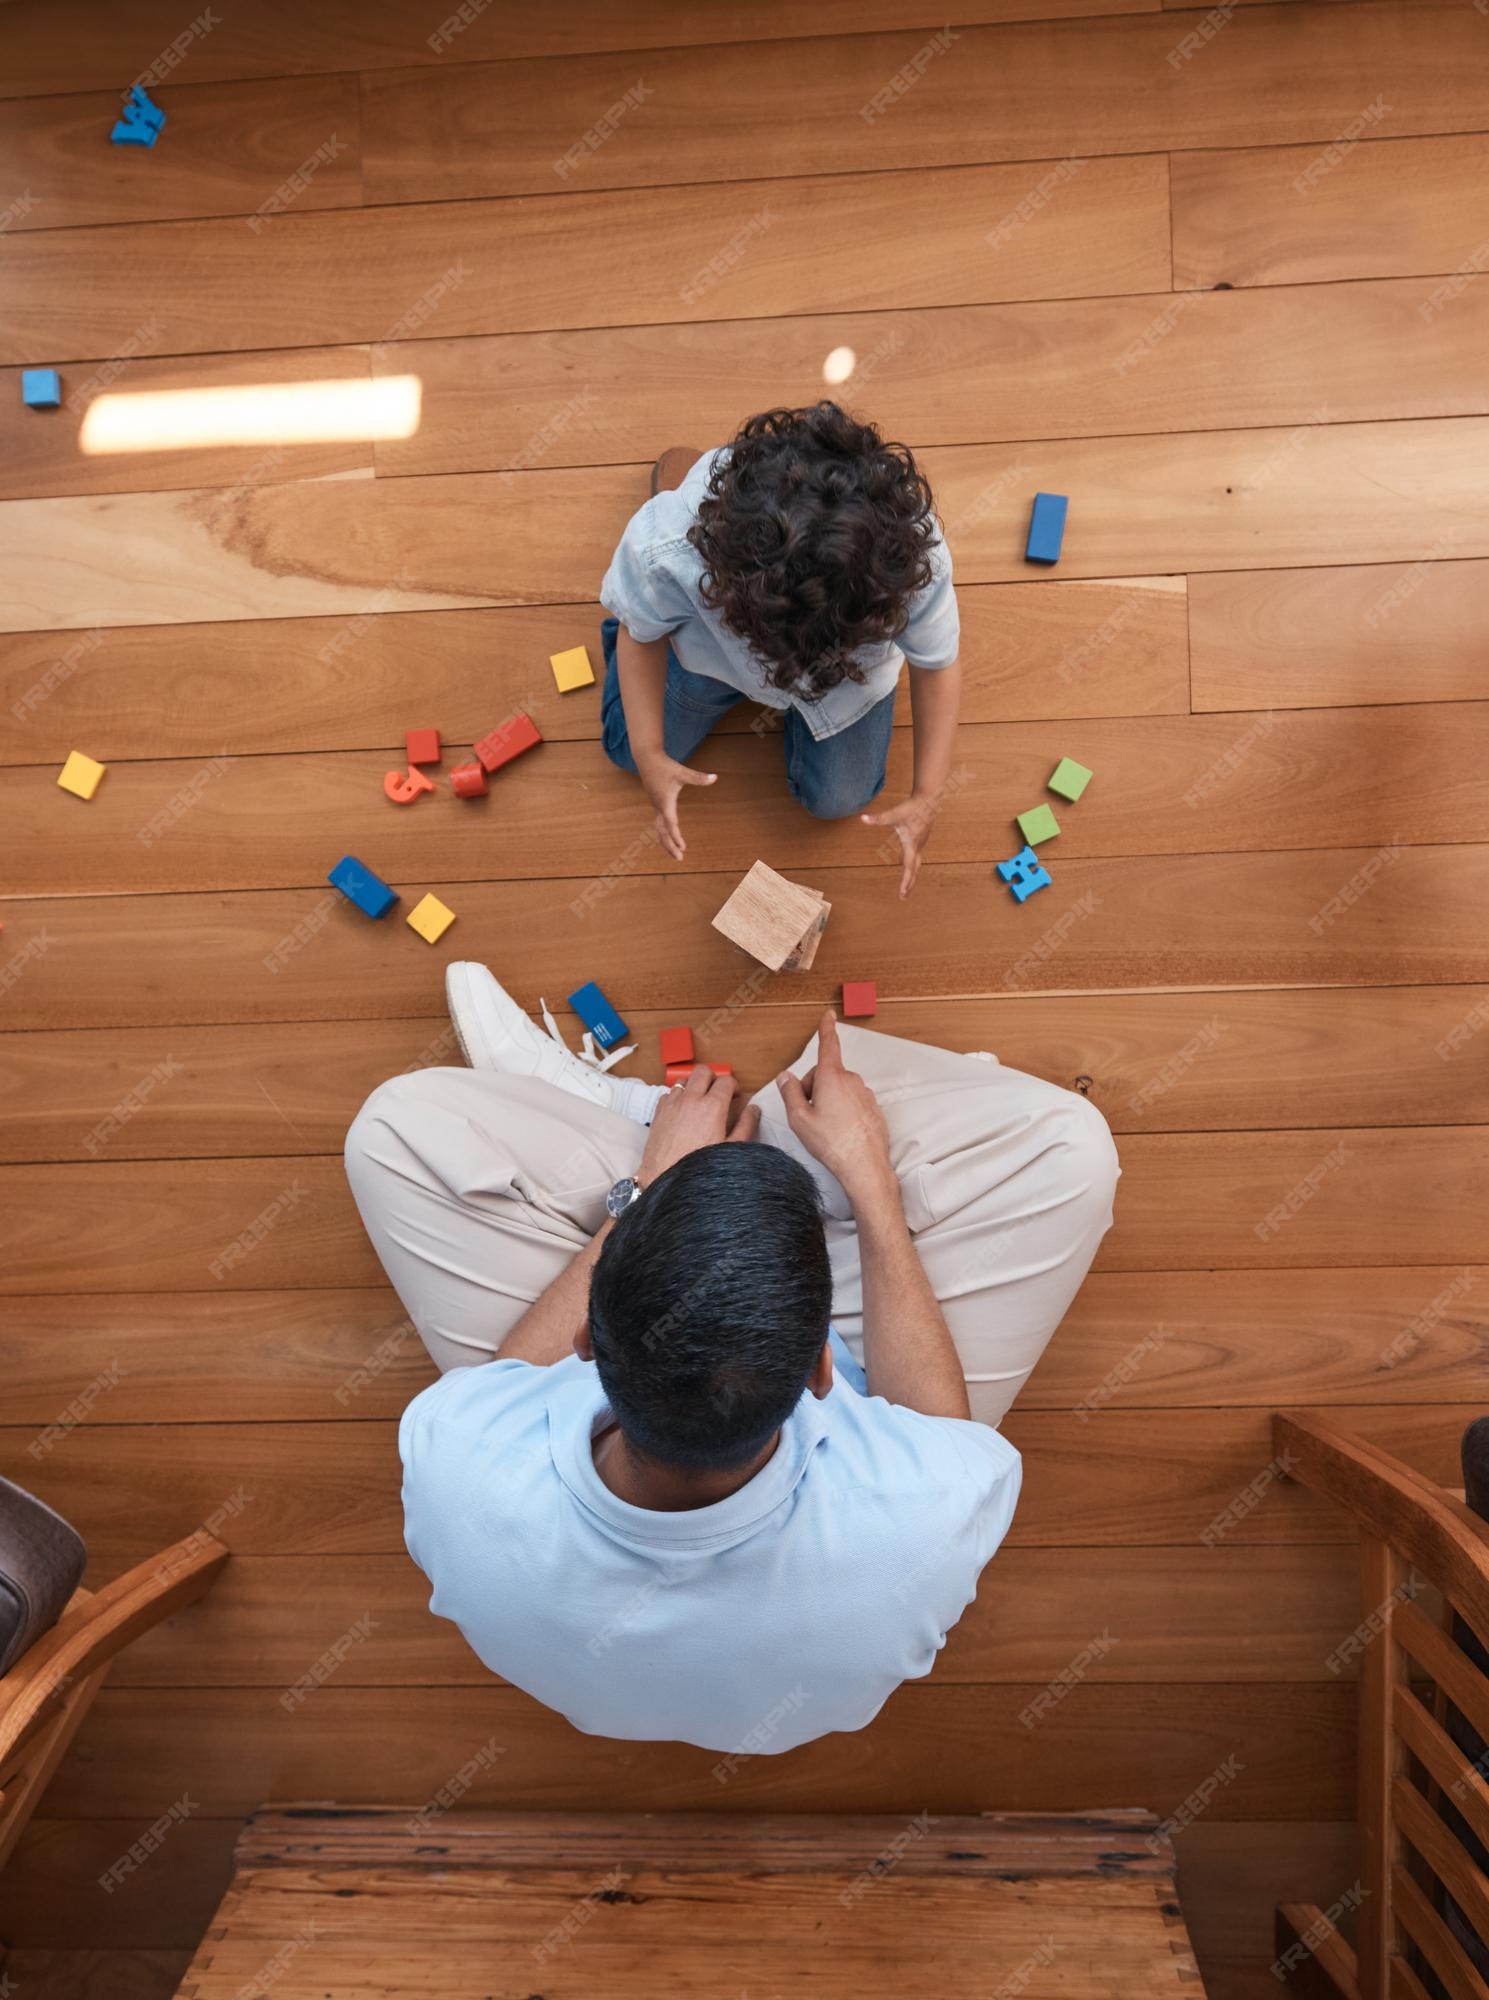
[687,402,938,701]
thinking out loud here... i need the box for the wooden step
[173,1808,1204,1998]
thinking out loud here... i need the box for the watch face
[606,1176,640,1218]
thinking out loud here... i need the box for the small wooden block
[407,893,456,944]
[712,860,830,973]
[1025,491,1068,565]
[406,728,441,766]
[474,712,542,774]
[22,368,61,409]
[449,761,489,799]
[659,1026,695,1066]
[549,645,595,693]
[665,1062,733,1085]
[383,766,437,805]
[1048,757,1092,803]
[841,981,877,1019]
[328,854,398,919]
[568,979,628,1050]
[1016,803,1061,846]
[57,750,106,799]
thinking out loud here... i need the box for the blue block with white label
[1024,491,1068,565]
[569,980,628,1050]
[22,369,61,409]
[329,854,398,919]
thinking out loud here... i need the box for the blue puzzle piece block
[996,843,1053,904]
[329,854,398,919]
[1025,491,1068,565]
[22,369,61,408]
[112,85,166,145]
[128,86,167,128]
[569,979,628,1050]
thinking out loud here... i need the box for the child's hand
[861,792,938,898]
[636,748,716,861]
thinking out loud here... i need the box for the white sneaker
[445,962,618,1108]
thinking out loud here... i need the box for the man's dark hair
[688,401,938,703]
[587,1145,832,1473]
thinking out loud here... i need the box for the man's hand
[635,748,717,862]
[776,1011,899,1213]
[860,791,938,899]
[638,1064,760,1182]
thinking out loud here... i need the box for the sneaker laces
[538,997,636,1075]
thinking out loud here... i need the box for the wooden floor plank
[5,987,1483,1166]
[0,580,1188,765]
[1191,560,1489,712]
[0,1406,1474,1553]
[8,1265,1484,1425]
[46,1681,1354,1819]
[8,417,1489,632]
[0,347,376,503]
[13,705,1489,897]
[0,0,1160,97]
[5,849,1484,1035]
[360,4,1489,206]
[0,155,1171,367]
[0,72,362,233]
[1173,132,1489,290]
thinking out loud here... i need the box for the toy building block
[841,981,877,1019]
[406,728,441,766]
[57,750,106,800]
[996,843,1053,904]
[1016,803,1061,847]
[665,1062,733,1085]
[449,761,489,798]
[474,711,542,774]
[111,86,166,146]
[1047,756,1092,804]
[128,85,166,127]
[384,767,437,805]
[550,645,595,694]
[407,892,457,944]
[22,369,61,409]
[711,860,831,973]
[569,980,628,1050]
[328,854,398,919]
[659,1026,695,1067]
[1025,492,1068,565]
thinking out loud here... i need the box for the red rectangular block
[665,1062,733,1085]
[659,1026,694,1066]
[474,712,542,774]
[841,980,877,1018]
[449,761,488,798]
[406,727,441,766]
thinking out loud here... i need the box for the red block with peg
[449,761,489,798]
[841,980,877,1018]
[474,712,542,774]
[665,1062,733,1085]
[384,766,437,805]
[659,1026,694,1066]
[406,728,441,766]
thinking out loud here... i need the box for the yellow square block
[550,645,595,693]
[407,893,456,945]
[58,751,106,800]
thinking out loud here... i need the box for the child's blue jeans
[598,617,895,820]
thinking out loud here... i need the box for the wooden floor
[1,1,1486,1993]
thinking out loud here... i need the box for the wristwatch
[605,1175,643,1218]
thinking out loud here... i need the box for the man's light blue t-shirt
[599,448,961,744]
[400,1336,1020,1755]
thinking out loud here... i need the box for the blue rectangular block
[1025,491,1068,565]
[329,854,398,919]
[22,369,61,409]
[569,979,628,1050]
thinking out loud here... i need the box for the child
[599,402,962,899]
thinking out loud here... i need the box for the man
[600,402,962,896]
[345,964,1119,1755]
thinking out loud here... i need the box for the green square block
[1048,756,1092,803]
[1016,803,1061,846]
